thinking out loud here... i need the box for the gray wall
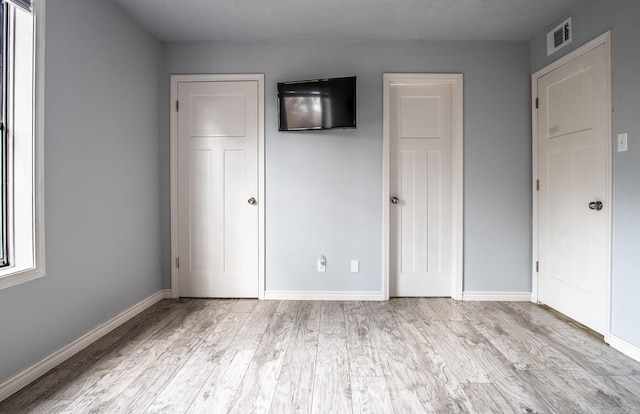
[531,0,640,349]
[0,0,163,383]
[162,40,532,293]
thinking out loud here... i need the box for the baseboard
[609,334,640,363]
[161,288,172,299]
[0,290,167,403]
[264,290,385,301]
[462,291,532,301]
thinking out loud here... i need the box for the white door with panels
[388,78,458,297]
[536,36,611,335]
[175,78,262,298]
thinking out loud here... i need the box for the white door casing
[532,32,612,336]
[383,74,464,299]
[170,75,265,299]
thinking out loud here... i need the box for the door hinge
[535,98,539,109]
[536,180,539,191]
[176,100,179,112]
[175,257,179,269]
[536,261,539,272]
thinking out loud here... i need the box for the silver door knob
[588,201,603,211]
[248,197,257,205]
[391,197,400,204]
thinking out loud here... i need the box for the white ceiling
[114,0,585,42]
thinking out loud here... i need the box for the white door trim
[170,74,265,300]
[531,31,612,341]
[382,73,464,300]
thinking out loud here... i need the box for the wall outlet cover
[351,260,359,273]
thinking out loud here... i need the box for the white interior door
[536,40,611,334]
[176,80,260,298]
[389,81,454,297]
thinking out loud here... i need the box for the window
[0,0,45,290]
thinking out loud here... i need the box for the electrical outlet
[351,260,359,273]
[317,255,326,272]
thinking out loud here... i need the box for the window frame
[0,0,45,290]
[1,1,9,267]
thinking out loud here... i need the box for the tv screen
[278,76,356,131]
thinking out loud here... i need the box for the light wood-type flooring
[1,298,640,413]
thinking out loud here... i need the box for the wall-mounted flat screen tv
[278,76,356,131]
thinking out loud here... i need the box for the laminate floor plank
[105,300,233,413]
[0,397,72,414]
[376,298,431,344]
[517,369,598,414]
[45,354,130,404]
[438,321,553,414]
[487,373,554,414]
[2,298,640,414]
[151,299,236,345]
[549,370,640,414]
[404,342,475,412]
[416,297,467,322]
[417,319,492,384]
[417,310,555,413]
[274,300,300,315]
[498,301,581,334]
[350,376,393,414]
[230,299,258,313]
[344,301,384,377]
[0,368,75,413]
[185,349,255,414]
[121,301,207,359]
[142,349,216,413]
[311,302,352,414]
[496,302,640,376]
[532,320,640,377]
[106,342,194,414]
[270,302,320,414]
[366,301,427,347]
[228,301,279,351]
[181,312,256,413]
[143,302,243,414]
[227,312,295,414]
[608,374,640,397]
[365,302,437,413]
[59,339,175,414]
[461,302,575,371]
[461,383,517,414]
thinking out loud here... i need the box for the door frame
[382,73,464,300]
[170,74,266,299]
[531,31,612,340]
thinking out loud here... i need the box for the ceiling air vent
[547,17,572,56]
